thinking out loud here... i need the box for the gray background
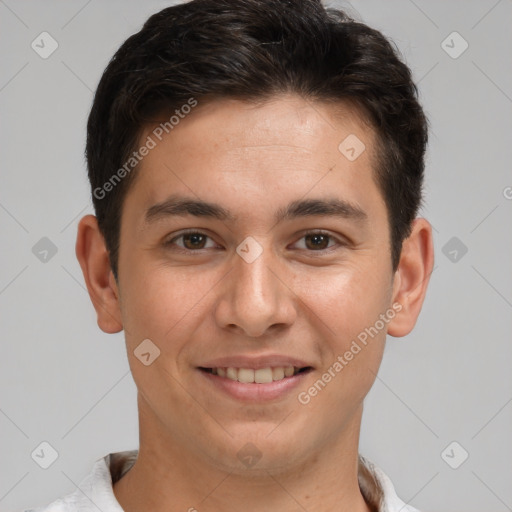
[1,1,511,511]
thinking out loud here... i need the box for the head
[77,0,433,473]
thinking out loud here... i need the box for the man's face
[116,95,398,471]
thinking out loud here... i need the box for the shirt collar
[41,450,419,512]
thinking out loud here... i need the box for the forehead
[123,94,385,226]
[147,95,376,163]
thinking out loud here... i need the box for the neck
[114,397,373,512]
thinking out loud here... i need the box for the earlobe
[387,218,434,338]
[75,215,123,334]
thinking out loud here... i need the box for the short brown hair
[86,0,428,278]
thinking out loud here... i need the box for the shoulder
[20,450,137,512]
[359,455,421,512]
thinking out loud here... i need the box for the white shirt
[22,450,420,512]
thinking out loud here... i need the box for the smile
[200,366,310,383]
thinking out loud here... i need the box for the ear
[387,218,434,337]
[75,215,123,334]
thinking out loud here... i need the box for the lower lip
[198,368,312,402]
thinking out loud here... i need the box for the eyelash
[164,229,345,254]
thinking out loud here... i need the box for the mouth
[199,366,313,383]
[197,356,314,401]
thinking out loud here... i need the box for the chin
[201,425,311,475]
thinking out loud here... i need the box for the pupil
[185,233,204,249]
[307,234,328,249]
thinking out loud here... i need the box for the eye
[164,229,345,254]
[293,230,344,251]
[164,230,218,252]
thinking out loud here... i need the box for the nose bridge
[236,246,276,306]
[216,237,295,336]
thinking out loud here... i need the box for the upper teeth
[212,366,299,383]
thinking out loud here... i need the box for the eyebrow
[144,194,368,225]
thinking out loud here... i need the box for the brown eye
[165,231,217,252]
[182,233,207,250]
[304,233,331,250]
[293,231,341,252]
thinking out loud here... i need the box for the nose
[214,241,297,338]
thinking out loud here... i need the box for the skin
[76,94,434,512]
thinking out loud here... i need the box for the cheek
[118,264,213,407]
[293,259,392,403]
[294,259,392,345]
[118,260,212,350]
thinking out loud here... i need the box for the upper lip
[198,354,313,370]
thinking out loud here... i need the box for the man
[27,0,434,510]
